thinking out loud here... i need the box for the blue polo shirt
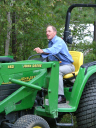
[42,35,73,65]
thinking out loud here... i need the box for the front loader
[0,4,96,128]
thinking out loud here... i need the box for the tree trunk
[93,0,96,42]
[12,11,17,60]
[93,0,96,56]
[94,21,96,42]
[5,12,11,56]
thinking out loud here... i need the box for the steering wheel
[28,54,45,61]
[28,54,60,62]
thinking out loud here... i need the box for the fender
[69,61,96,111]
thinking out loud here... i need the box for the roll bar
[63,4,96,44]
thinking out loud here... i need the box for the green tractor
[0,4,96,128]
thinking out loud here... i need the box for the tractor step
[55,113,74,127]
[58,101,72,108]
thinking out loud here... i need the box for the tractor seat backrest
[63,51,83,79]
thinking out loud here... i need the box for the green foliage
[84,52,96,63]
[0,0,96,61]
[9,0,67,60]
[69,41,96,63]
[84,41,96,63]
[60,114,78,128]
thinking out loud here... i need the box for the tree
[93,0,96,42]
[12,0,17,59]
[0,0,96,61]
[5,11,11,56]
[3,0,16,56]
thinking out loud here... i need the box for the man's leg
[58,64,75,103]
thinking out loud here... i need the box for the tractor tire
[13,114,50,128]
[0,84,20,101]
[76,79,96,128]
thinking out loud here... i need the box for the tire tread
[76,79,96,128]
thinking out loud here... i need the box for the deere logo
[23,64,42,68]
[23,65,32,68]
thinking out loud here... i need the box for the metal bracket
[55,113,74,127]
[1,121,13,128]
[5,102,16,115]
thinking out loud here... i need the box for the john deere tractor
[0,4,96,128]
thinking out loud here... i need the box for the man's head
[46,25,57,40]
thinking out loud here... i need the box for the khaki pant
[59,64,75,95]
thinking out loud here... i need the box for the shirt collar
[51,35,57,44]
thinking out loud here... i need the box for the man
[34,25,75,104]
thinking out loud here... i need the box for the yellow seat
[63,51,83,79]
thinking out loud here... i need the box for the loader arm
[0,60,59,118]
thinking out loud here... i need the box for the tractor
[0,4,96,128]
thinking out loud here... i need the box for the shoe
[58,96,66,104]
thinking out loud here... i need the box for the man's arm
[34,47,49,54]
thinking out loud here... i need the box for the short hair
[47,25,57,32]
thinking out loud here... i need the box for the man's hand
[34,47,44,54]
